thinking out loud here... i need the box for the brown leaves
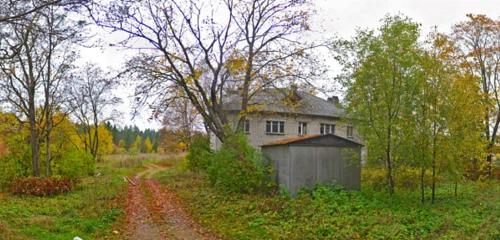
[10,177,73,196]
[125,173,217,239]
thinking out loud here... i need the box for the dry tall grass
[104,153,184,169]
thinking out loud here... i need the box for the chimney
[327,96,340,105]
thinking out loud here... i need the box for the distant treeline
[104,122,160,153]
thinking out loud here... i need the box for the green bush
[362,168,387,190]
[363,167,444,191]
[52,150,95,180]
[185,135,212,171]
[0,130,31,189]
[207,132,268,193]
[0,155,29,190]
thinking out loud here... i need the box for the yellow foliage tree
[144,137,153,153]
[114,139,126,154]
[0,112,29,156]
[129,136,142,154]
[74,123,114,157]
[0,111,30,187]
[97,125,114,155]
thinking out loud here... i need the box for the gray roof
[222,90,345,118]
[261,134,363,147]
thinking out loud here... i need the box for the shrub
[0,125,31,189]
[207,132,268,193]
[362,168,387,190]
[10,177,73,196]
[0,155,28,190]
[363,167,444,191]
[186,135,212,172]
[52,150,95,180]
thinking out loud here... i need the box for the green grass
[0,155,146,240]
[156,158,500,240]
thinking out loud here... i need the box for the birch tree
[339,15,423,194]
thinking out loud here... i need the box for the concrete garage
[262,134,362,196]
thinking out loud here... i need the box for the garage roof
[261,134,363,148]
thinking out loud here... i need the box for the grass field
[156,158,500,240]
[1,154,498,240]
[0,154,170,240]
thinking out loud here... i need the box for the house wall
[210,112,362,150]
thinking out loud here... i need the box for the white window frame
[320,123,335,135]
[266,120,285,135]
[298,122,307,135]
[347,126,354,138]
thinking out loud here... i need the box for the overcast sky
[79,0,500,130]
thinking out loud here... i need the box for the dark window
[320,123,335,135]
[244,120,250,134]
[272,121,279,132]
[347,126,354,138]
[298,122,307,135]
[266,120,285,134]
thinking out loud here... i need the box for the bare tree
[0,0,88,61]
[0,12,47,176]
[0,0,62,23]
[0,1,83,176]
[67,63,120,161]
[39,5,85,176]
[87,0,325,143]
[0,0,90,23]
[161,94,204,146]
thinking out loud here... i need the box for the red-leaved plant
[10,177,73,196]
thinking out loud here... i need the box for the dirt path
[124,163,216,240]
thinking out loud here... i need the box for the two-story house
[210,89,362,149]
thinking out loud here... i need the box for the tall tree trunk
[238,51,254,131]
[454,180,458,197]
[45,125,52,176]
[420,167,425,204]
[29,97,40,177]
[93,121,99,162]
[44,8,53,177]
[431,124,437,204]
[386,126,395,195]
[86,126,92,157]
[486,111,500,179]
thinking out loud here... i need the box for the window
[320,123,335,135]
[298,122,307,135]
[244,120,250,134]
[266,120,285,134]
[347,126,354,138]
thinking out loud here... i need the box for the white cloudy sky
[79,0,500,130]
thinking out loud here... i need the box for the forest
[0,0,498,239]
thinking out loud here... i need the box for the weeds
[156,158,500,240]
[0,155,141,240]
